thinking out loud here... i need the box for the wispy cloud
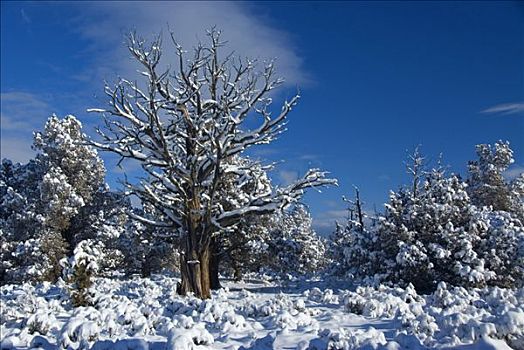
[1,92,51,131]
[278,170,299,186]
[20,8,31,24]
[312,209,348,235]
[481,102,524,115]
[70,2,309,89]
[0,92,55,163]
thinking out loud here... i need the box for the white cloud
[71,2,309,89]
[481,102,524,115]
[3,2,309,171]
[20,8,31,24]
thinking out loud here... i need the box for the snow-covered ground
[1,275,523,350]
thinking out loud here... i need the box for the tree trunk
[233,262,242,282]
[231,255,243,282]
[178,245,212,299]
[62,226,75,256]
[199,246,211,298]
[176,189,213,298]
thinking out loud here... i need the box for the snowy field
[1,275,523,350]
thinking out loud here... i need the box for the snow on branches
[90,30,335,232]
[89,29,336,298]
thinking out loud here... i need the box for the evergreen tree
[269,205,327,275]
[467,141,523,218]
[336,144,524,292]
[33,115,106,252]
[0,115,116,283]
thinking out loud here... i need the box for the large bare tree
[89,29,336,298]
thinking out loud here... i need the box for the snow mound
[1,276,521,349]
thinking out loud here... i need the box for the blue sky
[2,1,523,233]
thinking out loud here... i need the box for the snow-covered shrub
[119,218,180,277]
[308,326,387,350]
[59,317,101,349]
[219,212,277,281]
[329,218,378,280]
[474,210,524,288]
[271,205,328,275]
[328,188,380,279]
[341,281,524,348]
[166,323,214,350]
[24,311,58,335]
[333,144,524,292]
[376,166,490,292]
[62,240,102,306]
[220,204,328,280]
[67,188,131,275]
[2,274,523,349]
[0,158,65,283]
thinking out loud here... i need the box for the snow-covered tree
[269,205,327,275]
[66,188,130,273]
[0,158,65,282]
[0,115,115,283]
[473,209,524,288]
[89,29,336,298]
[329,189,377,279]
[218,212,277,281]
[467,141,523,218]
[344,145,524,291]
[33,115,106,250]
[212,156,275,283]
[375,163,489,292]
[61,239,102,306]
[119,213,180,277]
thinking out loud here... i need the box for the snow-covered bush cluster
[332,142,524,292]
[224,205,328,278]
[0,115,107,283]
[2,276,523,349]
[340,282,524,349]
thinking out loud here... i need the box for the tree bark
[233,260,242,282]
[178,245,212,299]
[199,247,211,298]
[176,187,213,299]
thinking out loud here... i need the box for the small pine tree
[62,240,101,307]
[269,205,327,275]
